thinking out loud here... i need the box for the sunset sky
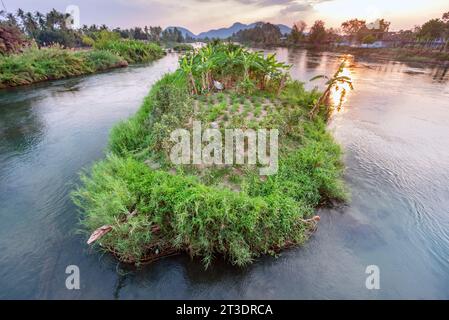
[2,0,448,34]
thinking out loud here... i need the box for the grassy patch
[0,40,164,89]
[94,39,164,64]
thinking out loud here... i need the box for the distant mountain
[165,26,197,39]
[198,22,292,39]
[165,22,292,40]
[197,22,253,39]
[277,24,292,36]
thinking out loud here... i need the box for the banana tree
[215,46,243,88]
[197,45,216,93]
[179,55,198,95]
[260,53,290,93]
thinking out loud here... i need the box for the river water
[0,49,448,299]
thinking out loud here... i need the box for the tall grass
[0,45,126,88]
[0,39,165,88]
[109,72,190,158]
[72,154,313,266]
[94,39,165,64]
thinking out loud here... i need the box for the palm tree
[24,12,38,36]
[35,11,46,30]
[6,13,18,27]
[16,9,25,21]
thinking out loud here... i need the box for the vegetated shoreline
[322,46,449,66]
[72,43,348,268]
[247,42,449,66]
[0,40,165,90]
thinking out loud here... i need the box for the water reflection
[328,57,354,113]
[0,92,46,158]
[432,66,449,83]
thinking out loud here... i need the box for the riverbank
[0,41,165,89]
[326,46,449,66]
[72,43,347,267]
[242,41,449,66]
[286,44,449,66]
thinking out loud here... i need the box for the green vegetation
[0,9,183,49]
[0,29,165,88]
[172,43,194,52]
[286,12,449,55]
[232,22,283,46]
[179,42,290,95]
[72,43,347,268]
[0,45,128,88]
[94,37,164,64]
[0,24,28,55]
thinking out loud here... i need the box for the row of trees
[415,12,449,41]
[287,11,449,47]
[341,18,391,43]
[0,8,185,54]
[0,8,83,48]
[82,26,185,43]
[287,18,390,46]
[229,12,449,47]
[288,20,340,45]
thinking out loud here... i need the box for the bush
[172,43,194,52]
[0,25,28,55]
[81,35,95,47]
[34,29,81,48]
[94,38,165,63]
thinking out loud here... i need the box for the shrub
[172,43,194,52]
[0,25,28,55]
[94,38,164,63]
[81,35,95,47]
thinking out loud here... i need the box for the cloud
[193,0,297,6]
[279,0,334,15]
[280,3,313,14]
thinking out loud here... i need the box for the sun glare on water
[329,57,354,113]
